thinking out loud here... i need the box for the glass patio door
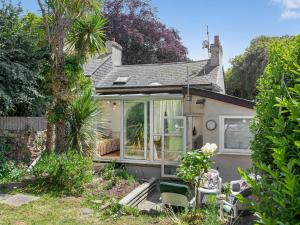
[161,116,186,177]
[123,101,148,159]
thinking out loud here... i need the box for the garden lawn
[0,195,170,225]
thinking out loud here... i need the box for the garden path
[0,193,39,207]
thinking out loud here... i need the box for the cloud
[272,0,300,19]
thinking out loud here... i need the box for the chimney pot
[210,35,222,66]
[214,35,220,45]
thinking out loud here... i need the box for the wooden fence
[0,117,47,131]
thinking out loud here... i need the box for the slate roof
[84,57,223,90]
[83,55,111,76]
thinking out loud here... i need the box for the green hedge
[242,36,300,224]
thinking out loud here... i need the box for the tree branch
[37,0,52,47]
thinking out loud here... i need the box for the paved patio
[0,193,39,207]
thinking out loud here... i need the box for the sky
[13,0,300,69]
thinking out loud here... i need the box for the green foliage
[177,147,216,209]
[176,196,222,225]
[0,135,26,183]
[32,150,93,196]
[125,103,145,147]
[177,150,212,186]
[67,88,104,154]
[67,12,107,59]
[225,36,292,100]
[0,1,49,116]
[100,161,134,186]
[242,36,300,224]
[221,182,231,197]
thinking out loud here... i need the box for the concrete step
[119,177,157,207]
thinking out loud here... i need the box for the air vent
[113,76,129,85]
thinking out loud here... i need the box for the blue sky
[13,0,300,69]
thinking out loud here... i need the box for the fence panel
[0,117,47,131]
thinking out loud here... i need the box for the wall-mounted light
[196,98,206,105]
[112,102,117,111]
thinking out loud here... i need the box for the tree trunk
[53,19,69,153]
[55,118,66,153]
[45,119,54,151]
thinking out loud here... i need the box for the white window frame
[219,115,254,155]
[95,94,186,165]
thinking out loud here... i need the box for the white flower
[201,143,217,156]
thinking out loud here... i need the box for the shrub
[241,36,300,224]
[172,197,222,225]
[100,161,134,185]
[33,150,93,195]
[177,143,217,208]
[0,135,26,183]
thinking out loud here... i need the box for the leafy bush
[241,36,300,224]
[172,196,222,225]
[177,143,217,207]
[33,150,93,195]
[0,136,26,183]
[100,161,134,185]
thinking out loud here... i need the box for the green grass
[0,195,170,225]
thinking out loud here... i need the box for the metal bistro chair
[198,169,222,207]
[220,187,254,219]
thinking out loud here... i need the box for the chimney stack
[210,35,222,66]
[106,40,123,66]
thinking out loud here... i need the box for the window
[113,76,129,84]
[219,116,253,154]
[153,100,183,160]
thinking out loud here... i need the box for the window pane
[153,100,183,161]
[164,136,184,161]
[124,101,145,159]
[224,118,253,150]
[153,100,182,134]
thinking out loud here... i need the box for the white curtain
[153,100,182,160]
[153,100,182,134]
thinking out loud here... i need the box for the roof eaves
[183,86,255,109]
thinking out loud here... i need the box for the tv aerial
[202,25,210,57]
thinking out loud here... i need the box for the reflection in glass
[224,118,253,149]
[124,101,146,159]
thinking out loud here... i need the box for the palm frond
[66,12,107,59]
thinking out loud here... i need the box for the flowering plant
[201,143,217,156]
[177,143,217,207]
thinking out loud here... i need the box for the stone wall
[0,130,46,165]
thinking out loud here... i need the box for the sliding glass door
[122,99,185,166]
[123,101,149,159]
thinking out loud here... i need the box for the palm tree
[37,0,106,153]
[67,88,105,155]
[67,12,107,60]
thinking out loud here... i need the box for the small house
[84,36,255,181]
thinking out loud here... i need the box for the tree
[37,0,106,152]
[103,0,187,65]
[241,36,300,224]
[225,36,291,100]
[67,88,105,155]
[0,1,49,116]
[67,12,107,60]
